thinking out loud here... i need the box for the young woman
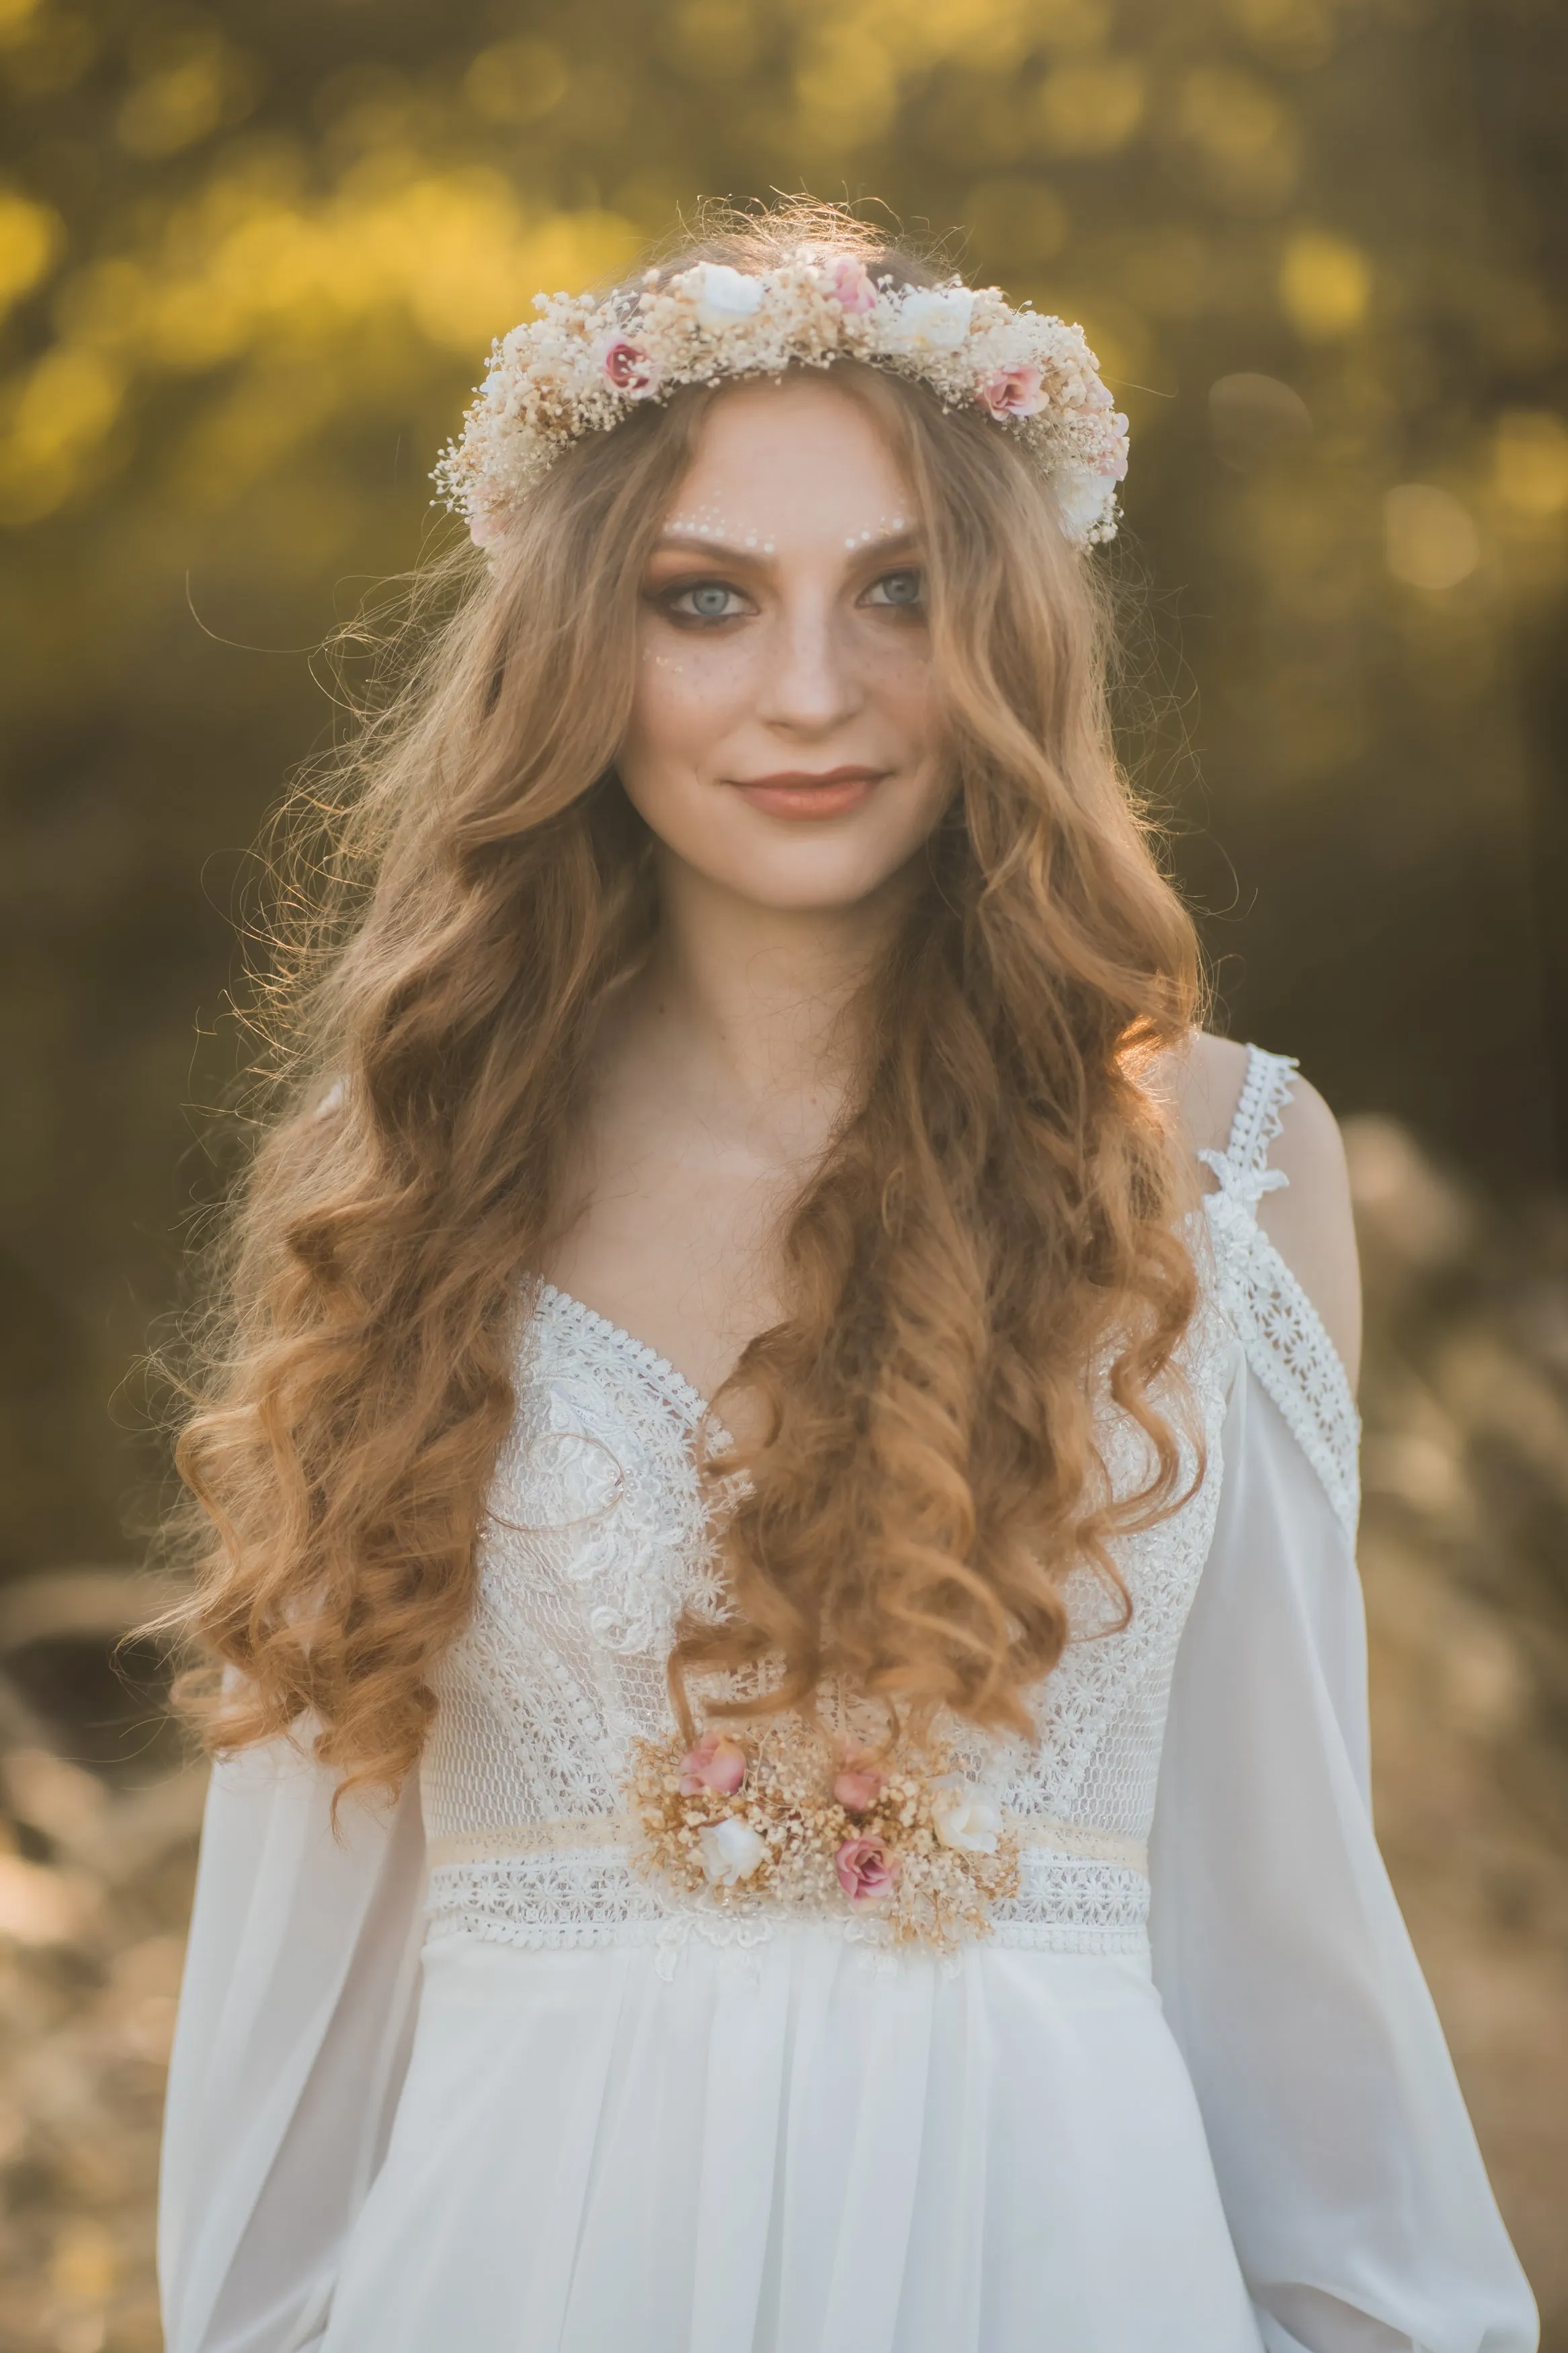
[156,209,1536,2353]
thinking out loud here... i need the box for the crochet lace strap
[1199,1044,1362,1544]
[1196,1044,1298,1211]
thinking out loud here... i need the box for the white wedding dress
[158,1048,1537,2353]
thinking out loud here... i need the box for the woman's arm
[159,1737,425,2353]
[1149,1068,1536,2352]
[1173,1031,1362,1390]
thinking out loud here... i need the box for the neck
[628,849,912,1140]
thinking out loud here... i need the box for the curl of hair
[159,202,1204,1800]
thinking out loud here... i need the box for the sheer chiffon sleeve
[1151,1316,1537,2348]
[158,1734,426,2353]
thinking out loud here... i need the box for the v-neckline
[533,1281,731,1439]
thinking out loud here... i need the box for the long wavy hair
[163,204,1206,1800]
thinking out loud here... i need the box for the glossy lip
[728,764,888,820]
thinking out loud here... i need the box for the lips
[728,766,886,820]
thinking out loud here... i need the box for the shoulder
[1163,1031,1250,1164]
[1159,1032,1363,1392]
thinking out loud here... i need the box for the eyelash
[660,569,925,625]
[664,582,749,623]
[862,569,923,610]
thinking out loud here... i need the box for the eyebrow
[648,528,922,565]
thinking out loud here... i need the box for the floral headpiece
[434,250,1130,552]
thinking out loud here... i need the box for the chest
[427,1285,1235,1835]
[542,1056,842,1413]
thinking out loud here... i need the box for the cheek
[625,630,749,770]
[864,631,940,754]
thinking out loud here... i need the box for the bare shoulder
[1163,1031,1250,1162]
[1160,1032,1363,1392]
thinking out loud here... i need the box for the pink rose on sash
[831,1749,884,1814]
[835,1835,900,1905]
[678,1731,747,1796]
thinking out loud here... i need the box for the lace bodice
[420,1046,1360,1963]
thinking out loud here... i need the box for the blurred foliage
[1,0,1566,1574]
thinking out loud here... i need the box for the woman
[156,208,1536,2353]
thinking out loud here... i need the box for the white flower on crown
[433,253,1129,551]
[1054,464,1117,543]
[887,285,975,352]
[690,262,766,330]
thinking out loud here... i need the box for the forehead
[665,374,916,545]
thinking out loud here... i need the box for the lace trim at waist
[423,1840,1151,1966]
[424,1812,1149,1874]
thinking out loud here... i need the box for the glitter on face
[663,497,733,543]
[658,508,909,569]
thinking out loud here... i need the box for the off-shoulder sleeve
[1151,1049,1537,2352]
[159,1736,426,2353]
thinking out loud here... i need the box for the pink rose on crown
[678,1731,747,1797]
[835,1835,900,1905]
[978,362,1046,421]
[602,337,660,399]
[825,257,877,316]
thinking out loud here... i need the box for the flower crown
[434,251,1130,552]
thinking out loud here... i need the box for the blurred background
[1,0,1565,2345]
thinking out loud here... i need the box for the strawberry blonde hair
[165,206,1204,1796]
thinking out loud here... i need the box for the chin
[643,784,946,914]
[696,834,924,914]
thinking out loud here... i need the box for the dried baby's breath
[434,251,1129,552]
[627,1712,1020,1958]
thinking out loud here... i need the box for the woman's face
[616,374,950,914]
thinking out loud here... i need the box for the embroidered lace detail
[421,1281,1235,1961]
[425,1850,667,1950]
[1200,1046,1361,1544]
[992,1849,1149,1946]
[419,1043,1359,1960]
[425,1847,1149,1960]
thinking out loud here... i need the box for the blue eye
[669,582,746,620]
[864,569,923,608]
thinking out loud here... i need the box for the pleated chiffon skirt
[321,1927,1265,2353]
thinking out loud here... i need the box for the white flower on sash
[698,1816,768,1886]
[931,1781,1002,1856]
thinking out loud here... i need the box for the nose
[754,589,863,738]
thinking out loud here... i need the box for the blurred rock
[1344,1113,1475,1280]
